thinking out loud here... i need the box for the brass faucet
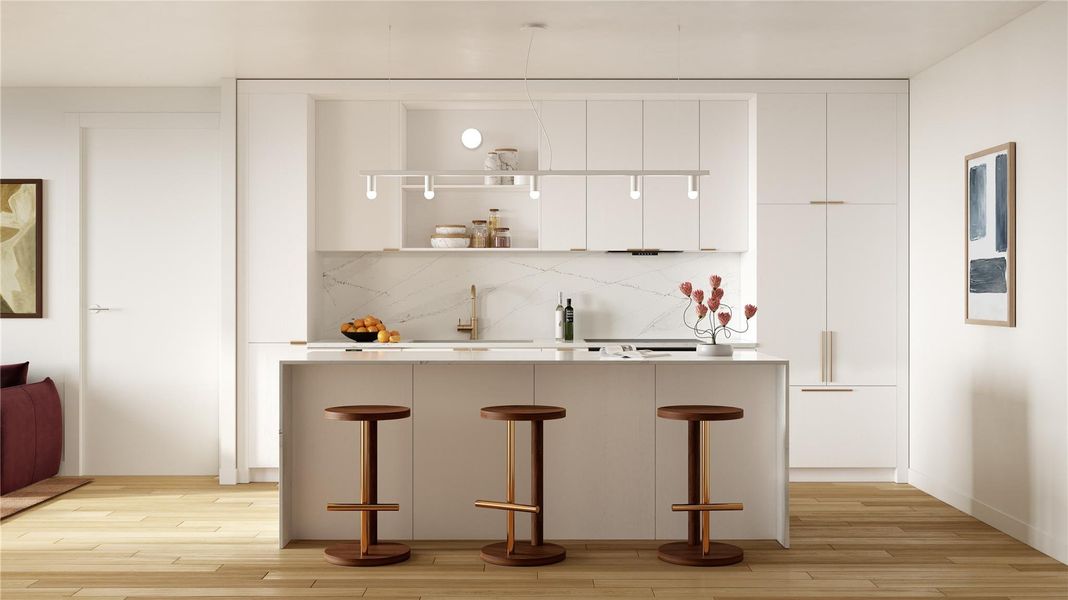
[456,284,478,340]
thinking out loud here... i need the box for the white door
[82,113,220,475]
[756,94,826,204]
[757,204,827,385]
[586,101,643,250]
[826,204,897,385]
[699,100,750,252]
[643,101,699,251]
[538,101,587,251]
[827,94,899,205]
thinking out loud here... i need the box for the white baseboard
[790,467,896,482]
[909,468,1067,565]
[249,467,279,483]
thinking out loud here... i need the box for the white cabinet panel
[790,386,897,468]
[245,343,307,470]
[827,94,898,205]
[412,365,533,539]
[827,205,897,385]
[757,205,827,385]
[700,100,750,252]
[241,93,310,342]
[539,101,587,251]
[756,94,826,204]
[536,365,656,539]
[587,101,642,250]
[643,101,699,251]
[316,101,401,251]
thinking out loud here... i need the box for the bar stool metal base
[480,541,566,567]
[324,542,411,567]
[657,541,743,567]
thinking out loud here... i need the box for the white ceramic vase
[697,343,733,357]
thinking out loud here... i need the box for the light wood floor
[1,478,1064,599]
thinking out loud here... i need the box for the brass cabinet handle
[800,388,854,392]
[809,200,845,205]
[289,340,307,345]
[569,248,587,252]
[700,248,718,252]
[382,248,400,252]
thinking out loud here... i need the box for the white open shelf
[400,183,529,191]
[393,247,538,252]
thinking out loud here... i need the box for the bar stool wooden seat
[656,405,745,567]
[474,405,567,567]
[323,404,411,567]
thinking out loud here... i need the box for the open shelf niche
[400,102,541,250]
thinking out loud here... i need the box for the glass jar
[487,208,501,236]
[492,227,511,248]
[470,220,489,248]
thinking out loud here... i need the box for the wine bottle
[563,298,575,342]
[554,293,565,342]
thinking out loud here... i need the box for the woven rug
[1,477,92,519]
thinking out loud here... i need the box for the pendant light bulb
[423,175,435,200]
[529,175,540,200]
[366,175,378,200]
[629,175,641,200]
[687,175,698,200]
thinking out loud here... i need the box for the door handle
[88,304,111,313]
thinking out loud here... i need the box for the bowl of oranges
[340,315,401,343]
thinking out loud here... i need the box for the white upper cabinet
[826,204,897,385]
[586,101,643,250]
[538,101,587,251]
[827,94,899,205]
[240,93,310,342]
[757,204,827,385]
[757,94,826,204]
[315,101,401,251]
[699,100,750,252]
[642,101,699,251]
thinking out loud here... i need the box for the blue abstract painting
[965,143,1015,326]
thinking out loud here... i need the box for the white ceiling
[1,1,1041,86]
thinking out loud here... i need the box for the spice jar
[491,227,511,248]
[470,220,489,248]
[487,208,501,236]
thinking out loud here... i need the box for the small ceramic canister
[495,148,519,185]
[483,151,501,185]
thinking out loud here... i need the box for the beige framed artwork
[964,143,1015,327]
[1,179,43,319]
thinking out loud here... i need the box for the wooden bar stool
[323,405,411,567]
[657,405,745,567]
[474,405,567,566]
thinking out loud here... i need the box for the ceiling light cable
[524,25,552,172]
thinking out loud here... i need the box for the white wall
[0,87,220,475]
[909,1,1067,563]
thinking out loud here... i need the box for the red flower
[711,287,725,301]
[709,275,722,289]
[695,303,709,319]
[744,304,758,319]
[717,311,732,327]
[679,281,693,297]
[691,289,705,304]
[707,298,720,312]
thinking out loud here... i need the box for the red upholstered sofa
[1,363,63,494]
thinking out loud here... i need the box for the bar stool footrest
[474,499,540,514]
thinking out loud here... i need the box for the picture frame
[964,143,1015,327]
[1,179,43,318]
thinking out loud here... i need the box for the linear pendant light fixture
[361,23,710,200]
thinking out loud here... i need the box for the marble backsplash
[315,252,754,343]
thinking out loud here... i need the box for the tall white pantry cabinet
[757,92,908,481]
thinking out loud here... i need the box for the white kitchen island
[278,349,789,548]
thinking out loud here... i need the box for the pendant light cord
[525,28,552,171]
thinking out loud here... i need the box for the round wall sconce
[461,128,483,150]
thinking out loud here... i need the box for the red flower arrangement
[678,274,757,345]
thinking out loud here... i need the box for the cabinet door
[587,101,643,250]
[316,101,401,250]
[240,93,310,342]
[700,100,750,252]
[790,386,896,469]
[643,101,699,251]
[756,94,826,204]
[827,94,899,205]
[538,101,587,251]
[757,205,826,385]
[827,204,897,385]
[244,342,307,470]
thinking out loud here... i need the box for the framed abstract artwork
[1,179,43,318]
[965,143,1015,326]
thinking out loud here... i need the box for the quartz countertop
[308,338,757,351]
[284,348,786,366]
